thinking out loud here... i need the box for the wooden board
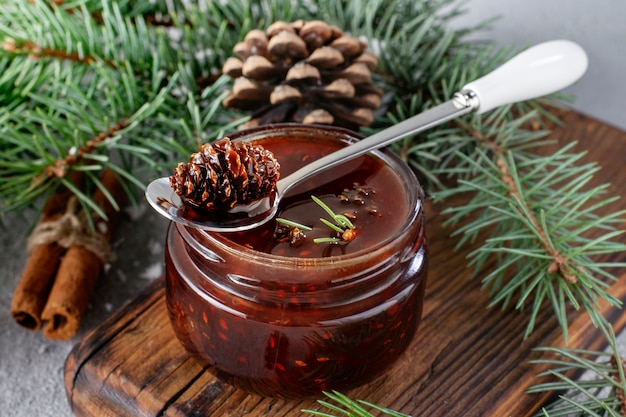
[64,112,626,417]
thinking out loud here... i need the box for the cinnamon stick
[41,169,128,340]
[41,246,102,340]
[11,245,64,330]
[10,173,83,331]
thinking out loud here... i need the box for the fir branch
[433,138,626,341]
[0,57,177,215]
[0,0,213,221]
[1,0,625,411]
[529,323,626,416]
[34,117,129,182]
[302,390,410,417]
[0,1,158,70]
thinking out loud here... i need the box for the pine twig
[529,323,626,417]
[302,390,410,417]
[433,112,626,342]
[2,1,626,412]
[475,124,581,284]
[33,118,129,183]
[611,355,626,415]
[2,38,102,66]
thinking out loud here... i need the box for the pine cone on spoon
[170,138,280,212]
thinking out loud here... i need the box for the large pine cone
[170,138,280,212]
[221,20,383,130]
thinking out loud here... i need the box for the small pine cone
[222,20,383,131]
[170,138,280,212]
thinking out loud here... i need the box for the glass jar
[164,124,427,398]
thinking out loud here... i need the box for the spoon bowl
[146,177,278,231]
[146,40,588,232]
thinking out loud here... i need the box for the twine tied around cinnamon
[26,196,114,264]
[11,169,127,340]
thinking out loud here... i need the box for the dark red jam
[223,134,411,257]
[164,124,427,398]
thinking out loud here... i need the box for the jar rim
[180,123,424,267]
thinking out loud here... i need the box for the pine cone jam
[170,137,279,212]
[164,125,428,398]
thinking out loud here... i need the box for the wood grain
[64,112,626,417]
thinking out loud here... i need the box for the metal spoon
[146,40,588,232]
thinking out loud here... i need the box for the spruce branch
[302,390,410,417]
[529,322,626,416]
[0,56,177,216]
[433,131,626,341]
[1,0,625,412]
[0,0,209,221]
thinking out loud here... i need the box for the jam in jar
[164,124,428,398]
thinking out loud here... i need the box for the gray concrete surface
[0,204,169,416]
[452,0,626,132]
[1,1,625,416]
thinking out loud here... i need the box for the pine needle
[1,1,625,413]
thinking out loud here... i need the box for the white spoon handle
[463,40,588,114]
[277,40,588,196]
